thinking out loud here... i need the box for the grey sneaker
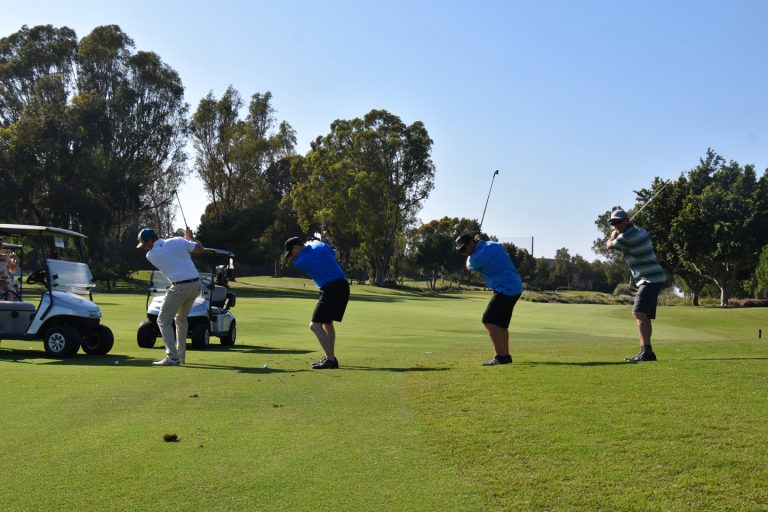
[152,357,180,366]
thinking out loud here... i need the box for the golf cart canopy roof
[202,248,235,258]
[0,224,87,239]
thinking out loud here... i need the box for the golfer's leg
[310,321,334,358]
[158,288,183,360]
[484,323,510,356]
[323,322,336,357]
[174,285,199,362]
[633,311,652,346]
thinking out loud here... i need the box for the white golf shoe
[152,357,180,366]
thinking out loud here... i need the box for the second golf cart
[0,224,114,358]
[137,248,237,350]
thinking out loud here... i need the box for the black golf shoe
[482,354,512,366]
[311,357,339,369]
[624,351,657,362]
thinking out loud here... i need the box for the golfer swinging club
[284,236,350,369]
[605,209,666,362]
[456,234,523,366]
[137,227,204,366]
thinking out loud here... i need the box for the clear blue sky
[4,0,767,258]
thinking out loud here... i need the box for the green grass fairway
[1,278,767,511]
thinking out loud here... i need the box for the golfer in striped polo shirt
[606,209,666,362]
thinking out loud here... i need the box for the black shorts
[633,282,664,319]
[482,292,521,328]
[312,279,350,324]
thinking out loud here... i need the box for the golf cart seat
[209,285,236,317]
[0,301,35,313]
[210,285,228,308]
[0,301,36,334]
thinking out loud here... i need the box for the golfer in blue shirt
[456,234,523,366]
[284,237,350,369]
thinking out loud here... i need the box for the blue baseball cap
[136,228,157,248]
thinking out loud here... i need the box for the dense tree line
[3,26,767,294]
[0,25,436,285]
[0,25,186,286]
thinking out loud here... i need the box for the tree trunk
[720,286,730,306]
[691,291,699,306]
[374,257,388,286]
[715,267,739,306]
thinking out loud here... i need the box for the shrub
[729,299,768,308]
[613,283,635,296]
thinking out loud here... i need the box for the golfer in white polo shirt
[137,227,204,366]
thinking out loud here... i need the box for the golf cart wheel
[43,325,81,358]
[81,325,115,355]
[220,319,236,346]
[190,323,210,350]
[137,320,157,348]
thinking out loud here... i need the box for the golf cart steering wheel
[2,288,21,301]
[26,268,48,285]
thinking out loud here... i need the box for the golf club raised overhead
[318,175,326,232]
[479,169,500,232]
[173,189,189,230]
[630,179,672,221]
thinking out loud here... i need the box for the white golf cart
[137,248,236,350]
[0,224,114,358]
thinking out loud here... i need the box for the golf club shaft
[174,190,189,230]
[630,179,671,221]
[479,170,499,231]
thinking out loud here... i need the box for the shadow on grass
[0,345,313,365]
[180,363,309,374]
[205,344,314,355]
[0,351,150,365]
[0,348,43,363]
[342,365,450,373]
[7,353,312,374]
[521,361,633,367]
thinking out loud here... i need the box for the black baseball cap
[283,237,304,259]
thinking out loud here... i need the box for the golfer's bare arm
[185,227,205,253]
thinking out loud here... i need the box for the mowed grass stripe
[0,287,482,511]
[1,280,766,511]
[402,301,768,512]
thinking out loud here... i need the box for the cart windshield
[149,271,171,297]
[47,259,95,294]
